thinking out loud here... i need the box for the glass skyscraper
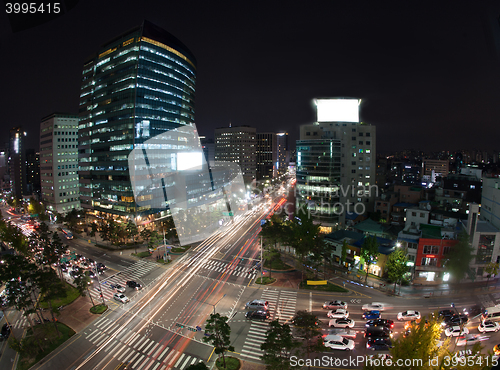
[78,20,196,220]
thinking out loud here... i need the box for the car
[126,281,142,290]
[443,314,468,327]
[323,300,347,310]
[329,318,355,328]
[366,319,394,329]
[97,262,107,270]
[464,304,484,317]
[0,323,11,340]
[323,334,355,351]
[325,328,357,339]
[478,320,500,333]
[362,302,387,311]
[365,325,393,339]
[438,309,454,318]
[114,284,126,293]
[397,311,421,321]
[327,309,349,319]
[86,270,96,279]
[113,293,130,303]
[456,334,485,347]
[362,310,381,320]
[245,310,270,320]
[245,300,269,311]
[366,337,392,351]
[444,325,469,337]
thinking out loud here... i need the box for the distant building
[25,149,40,196]
[215,126,256,180]
[199,137,215,167]
[0,144,9,191]
[481,176,500,230]
[256,132,277,180]
[9,127,26,198]
[40,113,80,214]
[422,159,449,181]
[434,174,482,214]
[276,132,289,172]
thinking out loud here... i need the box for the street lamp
[211,294,226,315]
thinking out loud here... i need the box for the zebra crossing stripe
[133,336,147,349]
[118,347,133,361]
[137,338,151,351]
[158,347,170,361]
[123,348,137,362]
[174,354,186,368]
[151,364,160,370]
[132,354,145,368]
[128,333,141,346]
[142,339,156,353]
[95,334,109,347]
[179,356,192,370]
[163,349,177,364]
[152,344,165,358]
[129,352,142,366]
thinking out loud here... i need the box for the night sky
[2,0,500,153]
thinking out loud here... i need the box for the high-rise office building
[214,126,256,180]
[78,20,196,220]
[200,137,215,168]
[296,98,376,230]
[256,132,277,180]
[25,149,40,196]
[9,127,26,199]
[40,113,80,214]
[276,132,289,172]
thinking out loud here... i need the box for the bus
[61,228,73,240]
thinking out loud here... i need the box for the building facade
[9,127,26,199]
[40,113,81,214]
[78,20,197,220]
[214,126,256,180]
[296,98,376,230]
[25,149,40,196]
[256,132,277,180]
[276,132,289,172]
[481,176,500,230]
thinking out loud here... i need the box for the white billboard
[316,98,360,123]
[177,152,203,171]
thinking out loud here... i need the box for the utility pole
[260,236,263,281]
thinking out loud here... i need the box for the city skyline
[2,1,500,152]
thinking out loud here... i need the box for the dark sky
[2,0,500,153]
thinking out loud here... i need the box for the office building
[40,113,80,214]
[9,127,26,198]
[78,20,197,220]
[276,132,289,172]
[422,159,449,181]
[25,149,40,195]
[256,132,277,180]
[214,126,256,180]
[296,98,376,230]
[481,176,500,230]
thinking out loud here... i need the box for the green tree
[202,313,234,368]
[386,248,408,292]
[89,222,99,244]
[341,239,349,267]
[261,319,300,370]
[361,236,379,283]
[292,311,323,370]
[484,262,499,285]
[444,230,475,283]
[73,268,95,307]
[185,363,209,370]
[126,219,139,245]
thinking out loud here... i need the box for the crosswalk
[240,289,297,361]
[87,260,158,302]
[198,260,257,280]
[85,316,203,370]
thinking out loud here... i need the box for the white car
[445,326,469,337]
[329,318,355,328]
[478,320,500,333]
[397,310,421,321]
[456,334,484,347]
[113,293,129,303]
[362,302,387,311]
[326,328,357,339]
[327,309,349,319]
[323,300,347,310]
[323,334,355,351]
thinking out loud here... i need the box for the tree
[444,230,475,283]
[73,269,94,307]
[202,313,234,368]
[386,248,408,292]
[292,311,324,370]
[185,363,209,370]
[361,236,379,283]
[89,222,99,244]
[340,239,349,267]
[261,319,300,370]
[126,219,139,245]
[484,262,499,285]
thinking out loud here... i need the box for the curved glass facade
[78,21,196,218]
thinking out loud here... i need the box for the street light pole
[260,236,263,282]
[212,294,227,315]
[94,263,105,305]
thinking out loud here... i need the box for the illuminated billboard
[316,98,360,123]
[177,152,203,171]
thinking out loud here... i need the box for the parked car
[111,284,126,293]
[362,302,388,311]
[478,320,500,333]
[323,334,355,351]
[366,337,392,351]
[365,319,394,329]
[327,309,349,319]
[397,311,421,321]
[323,300,347,310]
[329,318,355,328]
[325,328,357,339]
[126,281,142,290]
[245,310,270,321]
[113,293,130,303]
[444,325,469,337]
[0,323,11,340]
[362,311,381,320]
